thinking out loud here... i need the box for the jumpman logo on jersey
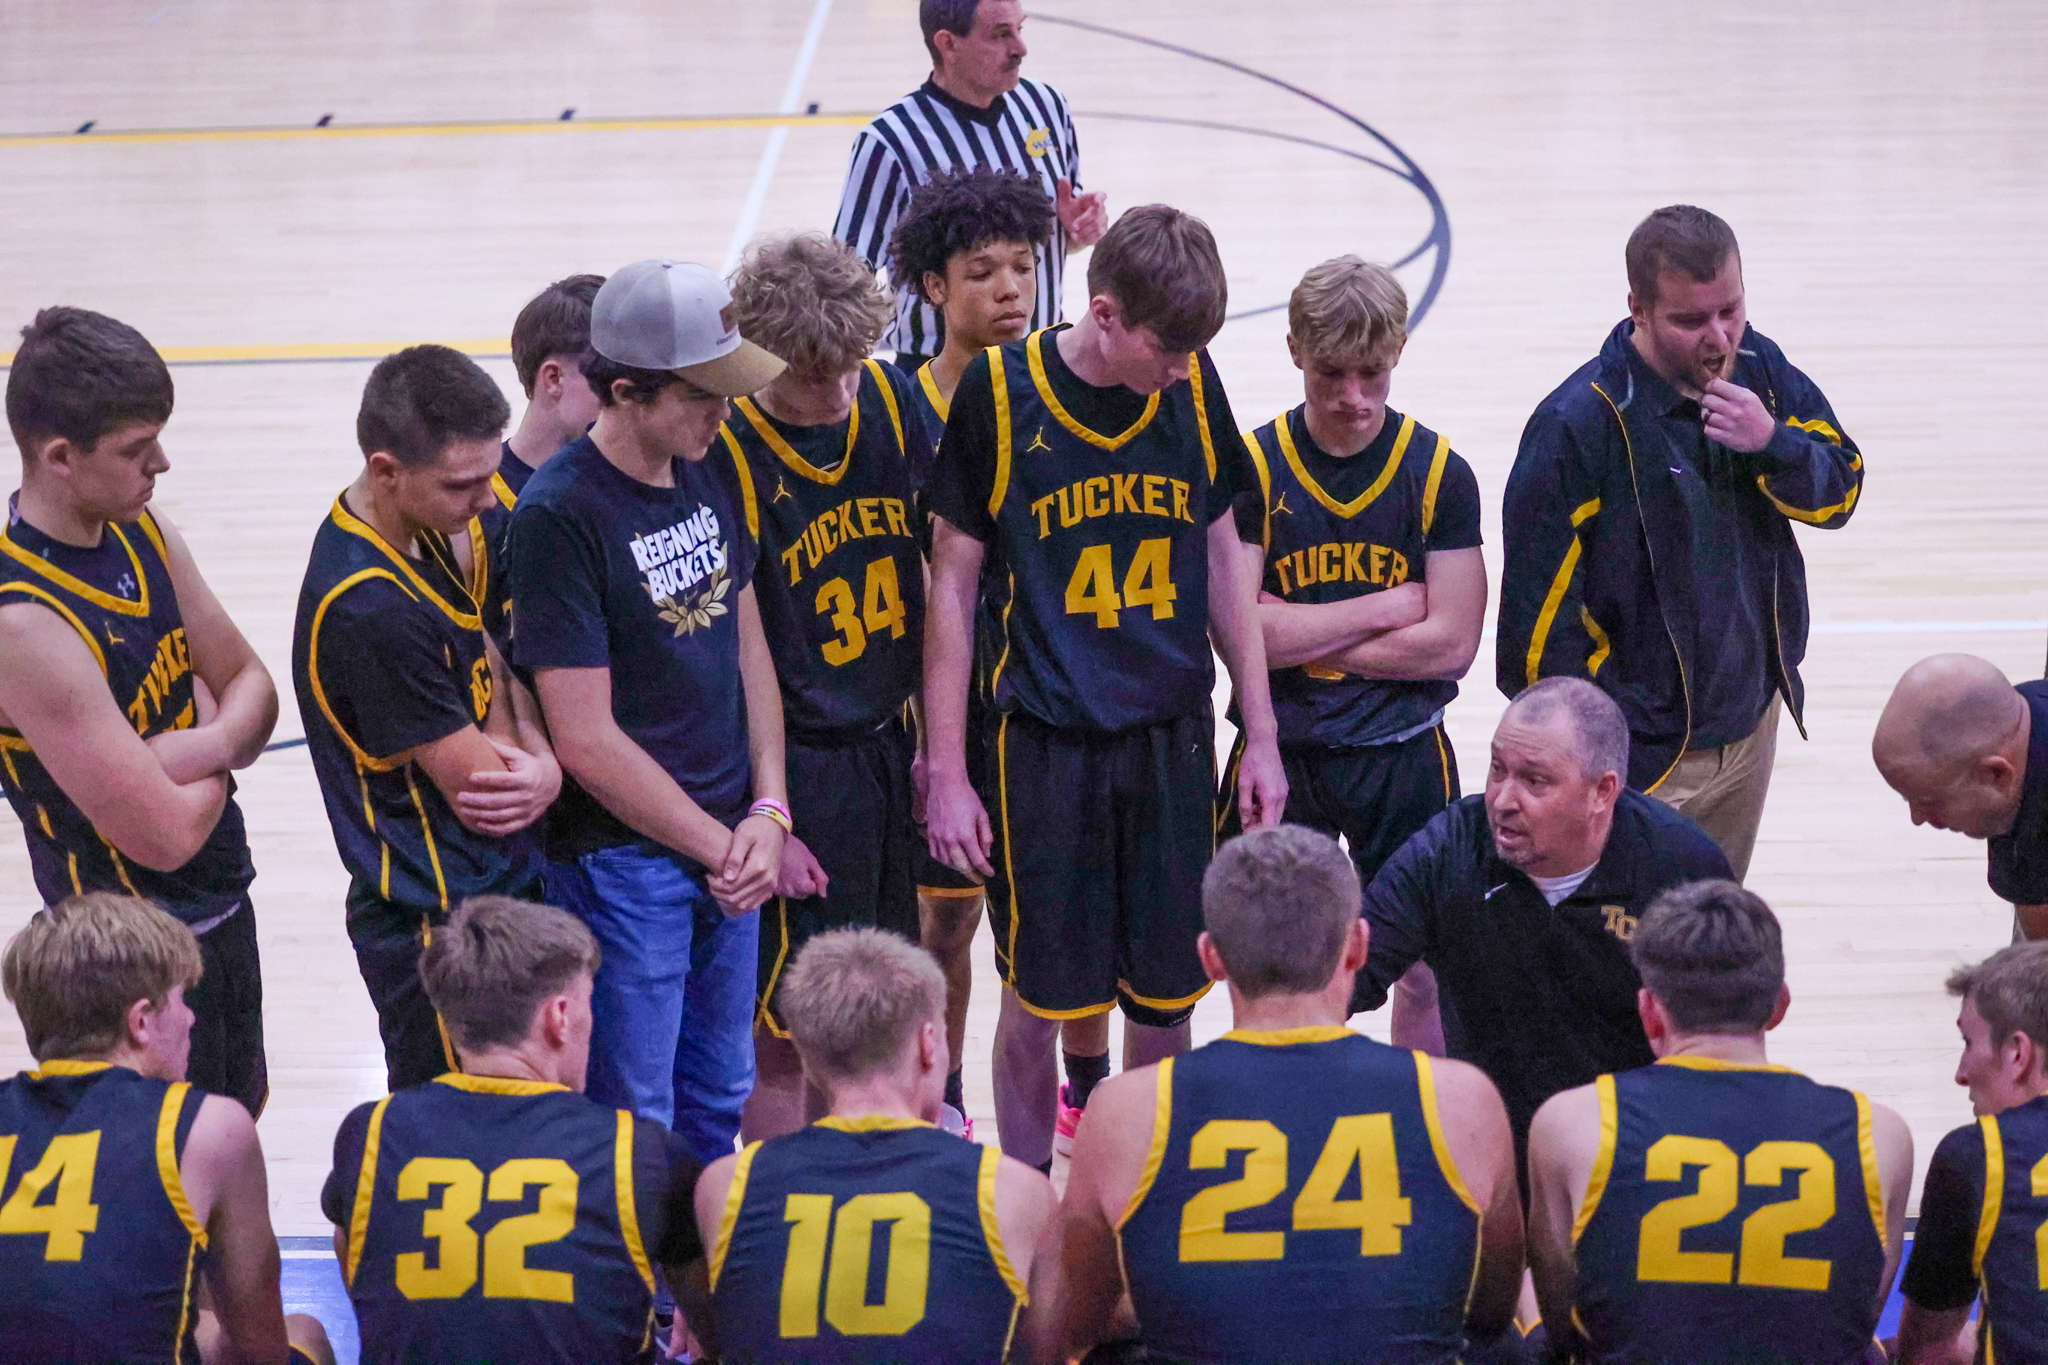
[1027,428,1052,453]
[772,477,793,504]
[1271,490,1294,516]
[105,627,125,645]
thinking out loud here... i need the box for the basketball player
[1049,826,1521,1364]
[716,232,929,1139]
[324,895,703,1364]
[1874,654,2048,939]
[292,345,561,1091]
[0,307,276,1116]
[1894,942,2048,1364]
[697,928,1054,1362]
[509,259,789,1161]
[1224,255,1486,1057]
[471,273,604,655]
[1526,880,1912,1364]
[922,204,1286,1169]
[889,170,1085,1135]
[0,893,330,1365]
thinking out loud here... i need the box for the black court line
[1036,10,1452,329]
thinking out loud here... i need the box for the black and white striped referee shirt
[832,76,1080,359]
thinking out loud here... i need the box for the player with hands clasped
[921,204,1285,1170]
[508,259,791,1160]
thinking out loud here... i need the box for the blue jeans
[547,846,759,1164]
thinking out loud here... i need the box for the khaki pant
[1651,698,1780,883]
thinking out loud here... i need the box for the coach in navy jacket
[1497,205,1862,879]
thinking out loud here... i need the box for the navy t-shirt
[1990,680,2048,905]
[508,435,758,858]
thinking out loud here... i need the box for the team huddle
[3,3,2047,1362]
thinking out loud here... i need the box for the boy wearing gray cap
[507,259,791,1162]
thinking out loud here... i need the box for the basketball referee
[833,0,1108,372]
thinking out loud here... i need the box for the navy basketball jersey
[909,362,948,471]
[0,504,254,923]
[709,1117,1027,1364]
[1117,1028,1481,1365]
[0,1062,208,1364]
[1240,405,1482,748]
[1966,1096,2048,1362]
[341,1075,661,1365]
[292,497,540,916]
[1571,1059,1888,1365]
[472,442,536,656]
[720,361,928,735]
[978,327,1235,732]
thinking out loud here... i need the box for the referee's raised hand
[1056,179,1110,248]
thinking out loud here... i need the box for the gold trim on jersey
[977,1143,1029,1303]
[346,1095,394,1287]
[720,426,763,542]
[0,519,153,617]
[814,1114,934,1132]
[1433,727,1453,801]
[490,472,517,512]
[988,347,1014,519]
[0,581,110,675]
[1975,1114,2004,1280]
[917,361,951,425]
[1653,1055,1795,1074]
[1420,432,1452,537]
[1117,1058,1174,1231]
[1416,1052,1482,1216]
[307,567,418,773]
[614,1110,658,1297]
[1220,1025,1354,1046]
[1024,329,1160,452]
[432,1073,569,1096]
[1276,409,1415,520]
[733,393,860,488]
[156,1082,208,1243]
[1241,429,1274,552]
[404,765,450,911]
[865,359,907,455]
[1524,496,1604,691]
[327,497,482,629]
[1572,1074,1619,1245]
[29,1059,114,1078]
[1854,1091,1887,1249]
[1187,354,1218,484]
[708,1141,760,1291]
[462,517,489,606]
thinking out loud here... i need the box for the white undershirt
[1532,863,1599,907]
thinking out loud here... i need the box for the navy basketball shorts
[916,699,988,901]
[981,710,1214,1027]
[758,721,923,1038]
[1216,721,1459,885]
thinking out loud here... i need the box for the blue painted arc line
[1034,10,1452,329]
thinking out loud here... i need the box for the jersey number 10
[779,1191,930,1338]
[1179,1114,1411,1262]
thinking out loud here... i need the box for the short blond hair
[1288,255,1408,372]
[2,894,203,1061]
[419,896,600,1054]
[727,232,894,382]
[779,929,946,1086]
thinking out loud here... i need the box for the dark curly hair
[886,170,1055,305]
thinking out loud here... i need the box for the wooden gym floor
[2,1,2045,1254]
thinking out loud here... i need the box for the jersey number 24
[1179,1114,1411,1262]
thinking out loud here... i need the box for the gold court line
[0,110,875,150]
[0,340,507,368]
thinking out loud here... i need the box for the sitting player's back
[1118,1029,1481,1365]
[332,1076,667,1363]
[710,1118,1026,1362]
[0,1061,208,1363]
[1572,1059,1887,1364]
[325,895,701,1365]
